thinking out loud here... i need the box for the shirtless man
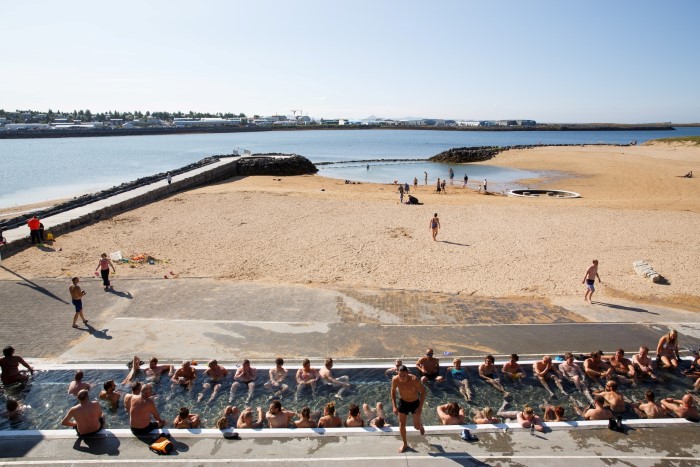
[594,380,626,413]
[61,389,104,437]
[385,359,403,377]
[363,402,390,428]
[295,359,320,400]
[122,356,144,385]
[231,359,257,403]
[197,359,228,404]
[661,394,700,421]
[344,403,364,427]
[516,404,544,432]
[632,346,658,381]
[603,349,636,384]
[123,381,141,414]
[2,399,27,421]
[416,348,445,384]
[69,277,89,328]
[99,380,121,410]
[632,390,666,419]
[533,355,566,398]
[391,365,426,453]
[559,352,592,402]
[237,407,264,429]
[584,395,614,421]
[129,383,166,435]
[317,401,342,428]
[146,357,173,380]
[0,346,33,386]
[264,357,289,399]
[319,357,351,399]
[584,351,613,385]
[294,406,316,428]
[478,355,507,395]
[582,259,602,303]
[68,370,91,397]
[502,354,526,384]
[171,360,197,389]
[436,401,465,425]
[265,400,296,428]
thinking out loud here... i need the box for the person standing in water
[96,253,116,291]
[429,213,441,241]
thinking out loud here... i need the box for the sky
[1,0,699,123]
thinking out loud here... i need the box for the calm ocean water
[1,128,699,208]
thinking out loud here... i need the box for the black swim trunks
[419,371,439,381]
[76,417,104,438]
[398,398,420,414]
[130,421,159,435]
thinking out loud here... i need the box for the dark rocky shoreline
[428,143,630,164]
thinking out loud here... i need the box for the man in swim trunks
[69,277,89,329]
[584,351,613,385]
[391,365,426,453]
[603,348,636,384]
[478,355,508,395]
[123,381,141,414]
[559,352,592,402]
[319,357,351,399]
[632,390,666,419]
[502,354,526,384]
[231,359,258,403]
[632,346,658,381]
[264,357,289,400]
[99,379,121,410]
[584,395,614,421]
[129,383,166,435]
[436,401,464,425]
[416,348,444,384]
[68,370,91,397]
[582,259,601,303]
[295,358,320,401]
[146,357,173,380]
[266,400,296,428]
[171,360,197,389]
[661,394,700,422]
[198,359,228,404]
[61,389,104,438]
[385,359,403,377]
[594,380,626,413]
[0,346,34,386]
[533,355,566,398]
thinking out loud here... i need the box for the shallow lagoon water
[1,363,695,430]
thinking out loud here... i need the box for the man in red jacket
[27,216,41,245]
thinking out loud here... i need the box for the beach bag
[149,435,173,454]
[45,232,54,241]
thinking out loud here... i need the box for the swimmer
[540,403,566,422]
[122,356,144,385]
[231,359,257,403]
[385,359,403,377]
[391,365,426,453]
[517,404,544,432]
[416,348,445,384]
[171,360,197,389]
[593,380,626,413]
[583,395,614,421]
[661,394,700,421]
[237,407,264,429]
[632,390,666,419]
[68,370,91,397]
[295,359,320,401]
[603,348,636,384]
[319,357,351,399]
[98,380,121,410]
[216,405,240,429]
[502,354,526,385]
[294,406,317,428]
[0,346,34,386]
[264,357,289,399]
[2,399,28,420]
[445,358,472,402]
[633,346,658,381]
[145,357,174,380]
[473,406,500,424]
[533,355,566,398]
[559,352,593,402]
[584,351,613,385]
[198,359,228,404]
[173,406,200,429]
[436,401,465,425]
[656,329,680,371]
[478,355,508,395]
[344,403,364,427]
[123,381,141,414]
[363,402,390,427]
[317,401,342,428]
[266,400,296,428]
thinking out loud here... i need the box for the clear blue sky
[2,0,698,123]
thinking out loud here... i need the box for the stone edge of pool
[0,418,696,440]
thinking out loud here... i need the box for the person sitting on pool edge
[416,348,445,384]
[62,389,104,438]
[0,346,34,386]
[129,383,166,435]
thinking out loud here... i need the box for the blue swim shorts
[72,299,82,313]
[586,279,595,292]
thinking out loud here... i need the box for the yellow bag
[46,232,54,241]
[149,436,173,455]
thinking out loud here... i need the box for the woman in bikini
[429,213,441,241]
[656,329,680,371]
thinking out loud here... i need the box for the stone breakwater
[429,143,630,164]
[0,154,317,259]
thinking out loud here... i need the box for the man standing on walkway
[582,259,602,303]
[61,389,104,437]
[391,365,426,453]
[69,277,89,329]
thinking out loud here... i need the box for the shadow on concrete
[0,435,44,458]
[84,323,113,340]
[591,301,659,315]
[72,433,121,456]
[1,265,69,304]
[107,288,133,299]
[428,444,489,466]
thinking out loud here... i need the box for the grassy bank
[648,135,700,145]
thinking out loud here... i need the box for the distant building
[6,123,51,131]
[457,120,480,126]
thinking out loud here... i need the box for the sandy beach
[2,142,699,311]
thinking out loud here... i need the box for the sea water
[0,364,695,430]
[2,128,700,208]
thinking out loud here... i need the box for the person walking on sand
[96,253,116,291]
[463,173,468,188]
[582,259,602,303]
[424,172,428,185]
[69,277,89,329]
[391,365,426,453]
[429,213,441,241]
[413,177,418,189]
